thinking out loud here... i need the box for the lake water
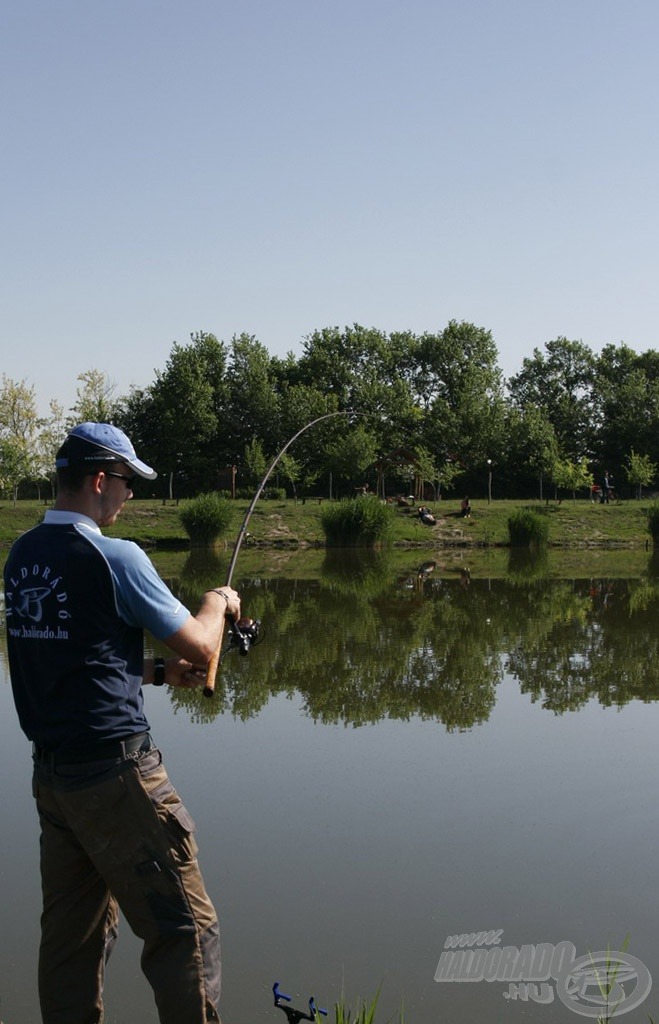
[2,547,659,1023]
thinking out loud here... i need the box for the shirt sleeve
[103,538,192,639]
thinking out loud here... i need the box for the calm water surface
[2,549,659,1023]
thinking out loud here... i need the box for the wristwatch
[153,658,166,686]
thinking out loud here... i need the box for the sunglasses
[103,470,137,490]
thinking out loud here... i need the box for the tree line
[1,322,658,502]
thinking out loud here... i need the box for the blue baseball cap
[55,422,157,480]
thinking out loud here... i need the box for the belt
[33,732,154,766]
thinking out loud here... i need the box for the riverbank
[0,496,654,551]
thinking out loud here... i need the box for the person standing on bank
[3,422,240,1024]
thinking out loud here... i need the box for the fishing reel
[226,616,261,657]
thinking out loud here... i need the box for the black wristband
[153,658,166,686]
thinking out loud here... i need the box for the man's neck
[54,494,100,523]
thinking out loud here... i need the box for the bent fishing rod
[203,409,360,696]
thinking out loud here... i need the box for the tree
[412,322,507,486]
[119,332,228,499]
[278,452,301,499]
[0,437,32,504]
[0,375,40,502]
[503,404,560,500]
[592,344,659,476]
[243,438,267,487]
[324,423,380,497]
[508,338,596,461]
[296,324,418,454]
[625,449,657,499]
[35,399,67,499]
[551,456,592,501]
[70,369,118,424]
[273,383,340,495]
[413,446,440,501]
[225,334,281,460]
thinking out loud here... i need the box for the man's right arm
[162,587,241,665]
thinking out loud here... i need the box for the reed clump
[507,509,549,548]
[179,492,233,546]
[321,497,395,547]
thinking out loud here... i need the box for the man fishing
[3,422,240,1024]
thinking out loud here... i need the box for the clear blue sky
[2,0,658,414]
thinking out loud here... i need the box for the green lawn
[0,495,655,552]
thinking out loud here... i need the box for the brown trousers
[33,746,221,1024]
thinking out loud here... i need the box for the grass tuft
[507,509,550,548]
[178,492,233,547]
[321,497,395,548]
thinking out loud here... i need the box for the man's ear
[87,470,104,494]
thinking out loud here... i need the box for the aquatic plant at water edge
[179,492,233,546]
[321,497,395,547]
[507,509,549,548]
[321,987,403,1023]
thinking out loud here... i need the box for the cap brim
[125,457,157,481]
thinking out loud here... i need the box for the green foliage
[327,989,403,1024]
[593,343,659,476]
[226,333,281,456]
[70,369,118,424]
[234,486,286,500]
[325,423,380,492]
[321,550,394,598]
[508,337,596,461]
[278,451,301,497]
[243,437,267,485]
[19,325,659,506]
[507,509,550,548]
[551,456,592,499]
[506,547,549,581]
[414,321,506,473]
[321,496,395,547]
[625,448,657,499]
[179,492,233,546]
[118,331,228,500]
[503,403,559,499]
[0,375,40,501]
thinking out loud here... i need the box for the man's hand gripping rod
[203,410,358,696]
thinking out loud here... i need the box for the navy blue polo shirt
[4,511,190,754]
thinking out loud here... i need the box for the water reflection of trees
[162,554,659,730]
[508,578,659,712]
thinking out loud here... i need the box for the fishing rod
[203,409,360,696]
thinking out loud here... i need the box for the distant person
[3,422,241,1024]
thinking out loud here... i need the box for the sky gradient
[2,0,658,414]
